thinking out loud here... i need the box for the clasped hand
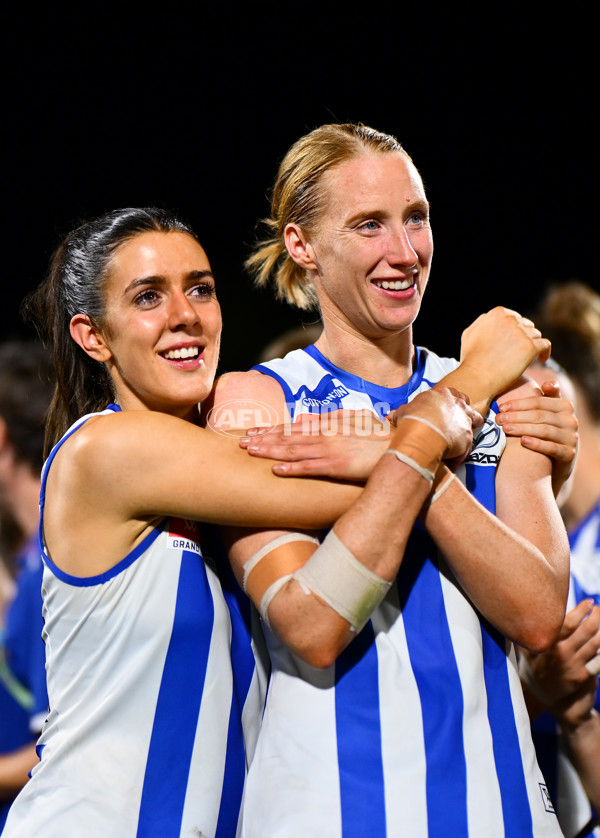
[239,388,479,481]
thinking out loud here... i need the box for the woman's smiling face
[303,151,433,341]
[96,230,222,419]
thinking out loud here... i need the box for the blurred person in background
[516,282,600,838]
[0,341,53,830]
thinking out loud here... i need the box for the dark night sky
[4,7,597,374]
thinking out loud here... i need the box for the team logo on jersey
[539,783,555,814]
[465,416,502,466]
[168,518,202,555]
[206,399,280,437]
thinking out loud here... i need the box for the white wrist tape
[401,414,449,444]
[429,473,455,504]
[292,529,392,633]
[383,449,436,484]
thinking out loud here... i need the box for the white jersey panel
[242,635,342,838]
[374,588,429,836]
[439,558,506,834]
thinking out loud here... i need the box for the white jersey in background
[532,498,600,838]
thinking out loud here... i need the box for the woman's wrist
[388,417,447,479]
[557,704,599,735]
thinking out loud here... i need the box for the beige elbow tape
[292,529,392,633]
[243,533,320,627]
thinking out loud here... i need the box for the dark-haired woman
[1,206,570,838]
[0,208,363,838]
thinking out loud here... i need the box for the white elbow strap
[292,529,392,633]
[259,574,293,626]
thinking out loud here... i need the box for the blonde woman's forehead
[318,152,426,216]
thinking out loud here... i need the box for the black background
[4,7,597,374]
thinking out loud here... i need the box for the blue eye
[408,211,429,226]
[359,220,380,232]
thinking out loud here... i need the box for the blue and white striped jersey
[241,344,562,838]
[2,406,267,838]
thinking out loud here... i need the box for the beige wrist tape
[387,417,447,479]
[401,414,449,443]
[292,529,392,633]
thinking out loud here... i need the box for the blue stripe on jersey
[215,545,256,838]
[481,619,535,836]
[215,703,245,838]
[335,622,387,838]
[463,462,497,516]
[399,529,468,837]
[136,547,215,838]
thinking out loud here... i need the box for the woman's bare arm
[421,379,570,651]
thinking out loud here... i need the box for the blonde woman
[211,124,575,837]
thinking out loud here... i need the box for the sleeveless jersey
[242,344,562,838]
[2,406,267,838]
[532,498,600,838]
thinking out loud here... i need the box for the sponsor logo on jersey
[465,416,503,466]
[295,375,350,408]
[168,518,202,555]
